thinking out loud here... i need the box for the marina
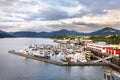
[8,40,111,66]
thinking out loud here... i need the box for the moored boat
[33,50,51,59]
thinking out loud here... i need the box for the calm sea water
[0,38,119,80]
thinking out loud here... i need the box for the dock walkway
[93,55,113,63]
[8,50,110,66]
[86,48,120,72]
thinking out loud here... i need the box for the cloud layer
[0,0,120,32]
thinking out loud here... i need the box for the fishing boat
[77,53,87,62]
[33,50,50,59]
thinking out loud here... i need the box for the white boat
[76,52,87,62]
[33,50,50,59]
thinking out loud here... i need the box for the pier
[86,48,120,72]
[8,50,110,66]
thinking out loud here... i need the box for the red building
[87,43,120,55]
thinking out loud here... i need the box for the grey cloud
[72,22,113,28]
[0,0,120,32]
[20,1,38,5]
[72,21,120,32]
[72,22,100,27]
[0,0,16,6]
[46,23,95,33]
[0,26,11,29]
[4,14,13,17]
[58,0,79,7]
[39,7,69,20]
[0,25,15,30]
[47,24,73,31]
[0,0,37,7]
[1,20,22,22]
[56,21,109,30]
[77,0,120,15]
[44,0,79,7]
[22,7,69,21]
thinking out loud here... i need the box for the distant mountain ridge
[88,27,120,36]
[11,29,81,37]
[11,27,120,37]
[41,29,80,37]
[0,30,14,38]
[0,27,120,38]
[11,31,40,37]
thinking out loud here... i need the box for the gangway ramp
[113,71,120,78]
[93,55,113,63]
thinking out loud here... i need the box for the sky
[0,0,120,33]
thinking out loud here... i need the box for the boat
[61,53,74,62]
[77,53,87,62]
[33,50,50,59]
[34,55,50,59]
[84,51,96,60]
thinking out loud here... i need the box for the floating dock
[8,50,110,66]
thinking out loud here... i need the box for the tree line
[53,34,120,44]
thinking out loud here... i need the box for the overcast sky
[0,0,120,32]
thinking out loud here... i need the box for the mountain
[11,29,80,38]
[9,27,120,38]
[39,29,81,37]
[0,30,14,38]
[11,31,40,37]
[88,27,120,36]
[38,32,50,37]
[49,29,80,36]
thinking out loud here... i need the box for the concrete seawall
[8,50,110,66]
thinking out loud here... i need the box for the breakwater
[8,50,110,66]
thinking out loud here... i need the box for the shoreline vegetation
[53,34,120,44]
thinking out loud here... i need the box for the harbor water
[0,38,119,80]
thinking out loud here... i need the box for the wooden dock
[86,48,120,72]
[8,50,110,66]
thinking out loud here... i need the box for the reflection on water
[0,38,119,80]
[102,66,120,80]
[102,66,114,80]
